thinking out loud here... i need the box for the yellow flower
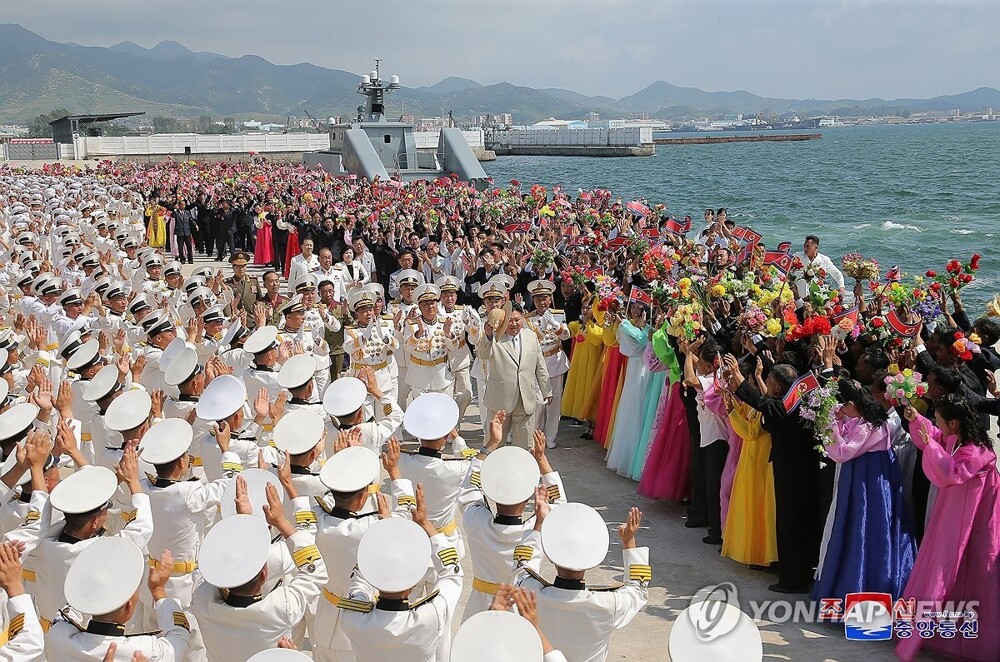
[766,318,782,337]
[902,368,913,378]
[710,284,726,298]
[678,277,692,290]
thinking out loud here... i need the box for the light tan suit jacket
[478,327,552,416]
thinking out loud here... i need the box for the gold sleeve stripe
[7,613,25,638]
[397,496,416,507]
[459,448,477,458]
[337,599,375,613]
[546,485,561,500]
[23,511,40,524]
[292,545,322,567]
[383,404,393,416]
[437,548,460,566]
[513,545,534,562]
[295,511,318,525]
[121,510,137,524]
[629,565,652,582]
[222,462,243,473]
[172,612,191,631]
[469,472,481,487]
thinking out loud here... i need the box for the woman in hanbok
[638,332,691,501]
[606,300,651,475]
[719,354,777,567]
[811,379,916,604]
[592,309,627,447]
[896,395,1000,662]
[561,297,604,422]
[145,200,166,248]
[253,210,274,265]
[630,323,668,480]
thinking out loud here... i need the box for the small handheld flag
[886,309,920,337]
[630,288,652,307]
[626,201,651,219]
[776,241,793,253]
[764,251,794,275]
[504,221,531,234]
[783,372,821,413]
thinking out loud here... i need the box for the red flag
[683,215,693,232]
[743,228,762,247]
[427,196,443,205]
[626,201,651,218]
[665,217,686,235]
[583,267,604,278]
[504,221,531,234]
[579,192,592,202]
[630,288,652,307]
[737,243,752,264]
[777,241,792,253]
[885,266,901,282]
[730,226,748,240]
[764,251,794,275]
[642,227,661,240]
[832,307,859,326]
[607,236,632,250]
[783,372,820,413]
[886,309,920,337]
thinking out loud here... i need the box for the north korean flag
[607,236,633,250]
[777,241,793,253]
[665,217,687,235]
[504,221,531,234]
[783,372,821,413]
[832,307,859,326]
[887,309,920,337]
[764,251,794,275]
[630,288,652,307]
[626,201,651,219]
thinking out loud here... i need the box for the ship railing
[393,152,443,171]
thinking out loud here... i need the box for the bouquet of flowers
[841,253,881,282]
[928,254,981,295]
[951,331,982,362]
[593,273,624,313]
[786,314,832,342]
[530,247,557,272]
[799,379,841,454]
[640,245,674,282]
[667,303,703,341]
[625,235,650,262]
[882,369,928,407]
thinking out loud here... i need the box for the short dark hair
[929,365,962,393]
[861,348,890,372]
[262,270,279,282]
[769,364,798,391]
[805,235,820,246]
[510,302,525,314]
[974,317,1000,346]
[716,207,727,216]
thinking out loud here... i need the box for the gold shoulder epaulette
[550,308,565,314]
[590,583,626,592]
[337,597,375,613]
[408,589,440,609]
[314,495,335,516]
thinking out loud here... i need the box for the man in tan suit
[478,303,552,448]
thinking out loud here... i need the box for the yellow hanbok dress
[561,319,605,421]
[722,401,778,566]
[146,205,167,248]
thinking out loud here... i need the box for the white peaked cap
[221,468,283,519]
[65,339,101,371]
[64,537,145,615]
[139,418,194,465]
[196,374,246,421]
[103,389,152,432]
[403,393,458,441]
[277,354,315,390]
[451,611,544,662]
[357,518,430,593]
[322,377,367,417]
[163,347,200,386]
[159,337,189,368]
[0,403,39,442]
[272,410,324,455]
[244,326,279,354]
[669,601,763,662]
[247,650,312,662]
[540,502,610,571]
[480,447,541,506]
[319,446,380,493]
[199,514,271,588]
[82,364,121,402]
[50,465,118,514]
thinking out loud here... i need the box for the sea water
[484,122,1000,310]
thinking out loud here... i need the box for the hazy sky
[7,0,999,100]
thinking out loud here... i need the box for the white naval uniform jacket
[330,391,404,455]
[303,479,415,660]
[439,305,479,373]
[44,597,192,662]
[190,530,327,662]
[339,533,463,662]
[142,451,240,607]
[524,308,571,378]
[515,547,651,662]
[0,593,44,661]
[343,319,399,395]
[396,439,477,558]
[456,457,568,620]
[18,486,155,626]
[402,317,463,391]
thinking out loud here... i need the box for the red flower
[962,274,974,283]
[930,282,942,293]
[949,278,960,289]
[872,318,885,328]
[946,259,961,273]
[970,253,982,270]
[925,270,937,278]
[510,179,520,187]
[818,268,827,278]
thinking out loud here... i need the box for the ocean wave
[853,223,872,230]
[950,229,975,235]
[881,221,922,232]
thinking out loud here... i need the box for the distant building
[530,118,588,130]
[632,112,650,121]
[242,120,262,130]
[496,113,513,126]
[401,114,415,126]
[259,123,285,132]
[584,112,600,122]
[416,117,448,130]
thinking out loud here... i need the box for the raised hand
[618,506,643,549]
[147,550,174,600]
[253,387,270,420]
[269,392,288,424]
[234,475,252,515]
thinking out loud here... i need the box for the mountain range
[2,23,999,124]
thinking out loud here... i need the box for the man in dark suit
[214,200,238,262]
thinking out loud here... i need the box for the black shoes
[702,535,723,545]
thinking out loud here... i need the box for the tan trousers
[489,398,536,449]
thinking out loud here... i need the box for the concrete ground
[181,252,937,662]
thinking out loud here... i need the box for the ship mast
[357,58,400,124]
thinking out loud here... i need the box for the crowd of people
[0,157,996,662]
